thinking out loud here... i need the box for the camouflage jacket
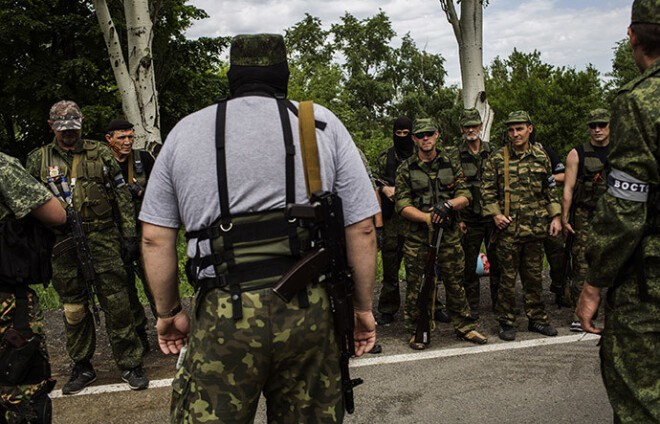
[0,152,52,224]
[481,141,561,241]
[587,58,660,288]
[447,140,492,223]
[394,148,471,241]
[26,139,136,238]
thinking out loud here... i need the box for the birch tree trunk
[93,0,161,153]
[439,0,494,141]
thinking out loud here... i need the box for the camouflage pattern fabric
[230,34,287,67]
[374,147,409,315]
[395,148,476,334]
[481,142,560,326]
[52,260,143,369]
[26,141,143,370]
[569,208,592,315]
[0,153,52,224]
[124,266,149,333]
[0,291,52,424]
[496,238,549,326]
[0,153,54,423]
[631,0,660,24]
[171,285,342,423]
[586,57,660,423]
[402,227,476,334]
[544,232,565,296]
[49,100,82,131]
[461,220,499,311]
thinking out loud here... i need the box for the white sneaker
[570,321,582,332]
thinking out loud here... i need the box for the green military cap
[230,34,287,67]
[586,108,611,124]
[460,108,482,127]
[504,110,532,125]
[412,118,438,134]
[631,0,660,25]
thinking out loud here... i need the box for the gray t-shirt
[139,97,379,275]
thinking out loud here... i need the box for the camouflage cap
[49,100,83,131]
[504,110,532,125]
[631,0,660,25]
[412,118,438,134]
[586,108,611,124]
[460,108,482,127]
[230,34,287,67]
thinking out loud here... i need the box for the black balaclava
[227,62,290,98]
[393,116,414,158]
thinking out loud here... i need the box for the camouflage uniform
[586,4,660,419]
[395,132,476,335]
[481,115,561,327]
[447,113,499,312]
[374,147,409,315]
[0,152,54,423]
[26,140,144,370]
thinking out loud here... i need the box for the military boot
[62,360,96,395]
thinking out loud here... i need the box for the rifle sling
[298,101,322,197]
[503,146,510,217]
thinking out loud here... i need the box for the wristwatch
[157,302,182,319]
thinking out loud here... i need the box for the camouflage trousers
[402,227,475,335]
[123,262,155,333]
[53,265,143,370]
[570,208,592,313]
[461,220,500,311]
[600,267,660,423]
[0,290,53,424]
[171,285,343,424]
[544,232,565,296]
[378,217,405,315]
[496,237,549,326]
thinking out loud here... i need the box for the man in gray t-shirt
[140,34,378,423]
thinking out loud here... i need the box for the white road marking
[50,333,600,399]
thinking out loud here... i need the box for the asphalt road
[48,271,614,423]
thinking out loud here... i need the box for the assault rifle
[53,208,101,326]
[413,225,443,346]
[272,191,364,414]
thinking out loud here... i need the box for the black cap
[106,118,134,133]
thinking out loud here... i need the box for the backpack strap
[503,146,510,217]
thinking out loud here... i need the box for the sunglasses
[414,131,435,138]
[395,129,410,136]
[588,123,608,129]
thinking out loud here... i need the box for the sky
[185,0,632,86]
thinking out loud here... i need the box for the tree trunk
[93,0,161,153]
[440,0,494,141]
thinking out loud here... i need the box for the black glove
[127,181,145,199]
[431,201,452,223]
[376,226,385,250]
[121,237,140,263]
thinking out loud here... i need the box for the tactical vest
[379,147,402,219]
[574,142,608,210]
[127,150,148,213]
[408,155,456,211]
[458,142,490,218]
[39,141,115,232]
[185,94,325,320]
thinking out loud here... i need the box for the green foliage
[485,49,605,157]
[604,38,640,103]
[0,0,228,160]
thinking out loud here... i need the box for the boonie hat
[460,108,482,127]
[106,118,134,133]
[504,110,532,125]
[586,109,610,124]
[631,0,660,25]
[412,118,438,134]
[50,100,83,131]
[230,34,287,67]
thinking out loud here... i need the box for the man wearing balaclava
[373,117,414,325]
[140,34,378,422]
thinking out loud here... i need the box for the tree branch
[439,0,462,44]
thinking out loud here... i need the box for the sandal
[456,330,488,345]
